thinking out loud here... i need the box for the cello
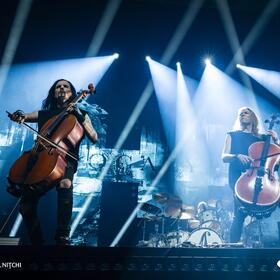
[7,83,95,194]
[235,114,280,217]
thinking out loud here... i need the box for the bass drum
[188,228,223,247]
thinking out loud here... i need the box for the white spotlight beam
[86,0,122,57]
[0,0,33,97]
[161,0,205,64]
[238,65,280,98]
[70,0,205,237]
[226,0,280,74]
[216,0,253,91]
[204,58,212,66]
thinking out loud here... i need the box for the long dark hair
[41,79,77,110]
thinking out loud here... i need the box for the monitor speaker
[98,182,139,246]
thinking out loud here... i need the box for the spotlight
[236,63,241,68]
[113,53,119,59]
[145,56,151,62]
[204,58,211,66]
[176,62,181,67]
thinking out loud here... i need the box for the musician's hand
[67,103,85,123]
[236,154,253,166]
[267,130,279,145]
[66,102,76,113]
[9,110,26,123]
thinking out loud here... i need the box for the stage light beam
[204,58,212,66]
[113,53,119,59]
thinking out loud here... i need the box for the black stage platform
[1,246,280,279]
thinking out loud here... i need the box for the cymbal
[143,215,163,221]
[152,192,169,203]
[178,212,194,219]
[140,203,162,215]
[181,204,195,212]
[164,195,183,218]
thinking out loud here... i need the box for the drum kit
[138,193,231,248]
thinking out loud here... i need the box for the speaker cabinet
[98,182,139,247]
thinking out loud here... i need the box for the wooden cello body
[235,115,280,217]
[7,83,95,191]
[8,114,84,188]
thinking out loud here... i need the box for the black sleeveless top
[228,130,264,189]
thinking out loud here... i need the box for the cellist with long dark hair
[7,79,98,245]
[222,107,280,243]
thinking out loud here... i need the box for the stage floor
[1,245,280,277]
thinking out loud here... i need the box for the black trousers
[229,197,247,243]
[19,163,76,245]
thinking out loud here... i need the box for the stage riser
[0,247,280,273]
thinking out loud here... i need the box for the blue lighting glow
[0,55,117,114]
[237,64,280,99]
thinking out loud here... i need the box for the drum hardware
[144,217,168,248]
[136,214,166,247]
[244,219,265,248]
[138,213,169,248]
[165,216,189,247]
[166,230,189,247]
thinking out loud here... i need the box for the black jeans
[229,197,247,242]
[19,185,73,245]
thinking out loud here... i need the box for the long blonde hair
[232,107,260,136]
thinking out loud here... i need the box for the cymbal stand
[154,223,161,247]
[154,217,166,247]
[136,216,148,247]
[142,218,147,242]
[171,217,181,247]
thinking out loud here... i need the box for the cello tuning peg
[88,83,96,94]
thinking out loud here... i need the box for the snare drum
[187,228,223,247]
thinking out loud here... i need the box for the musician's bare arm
[82,114,98,144]
[10,110,38,123]
[222,134,236,163]
[24,111,39,122]
[267,130,280,146]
